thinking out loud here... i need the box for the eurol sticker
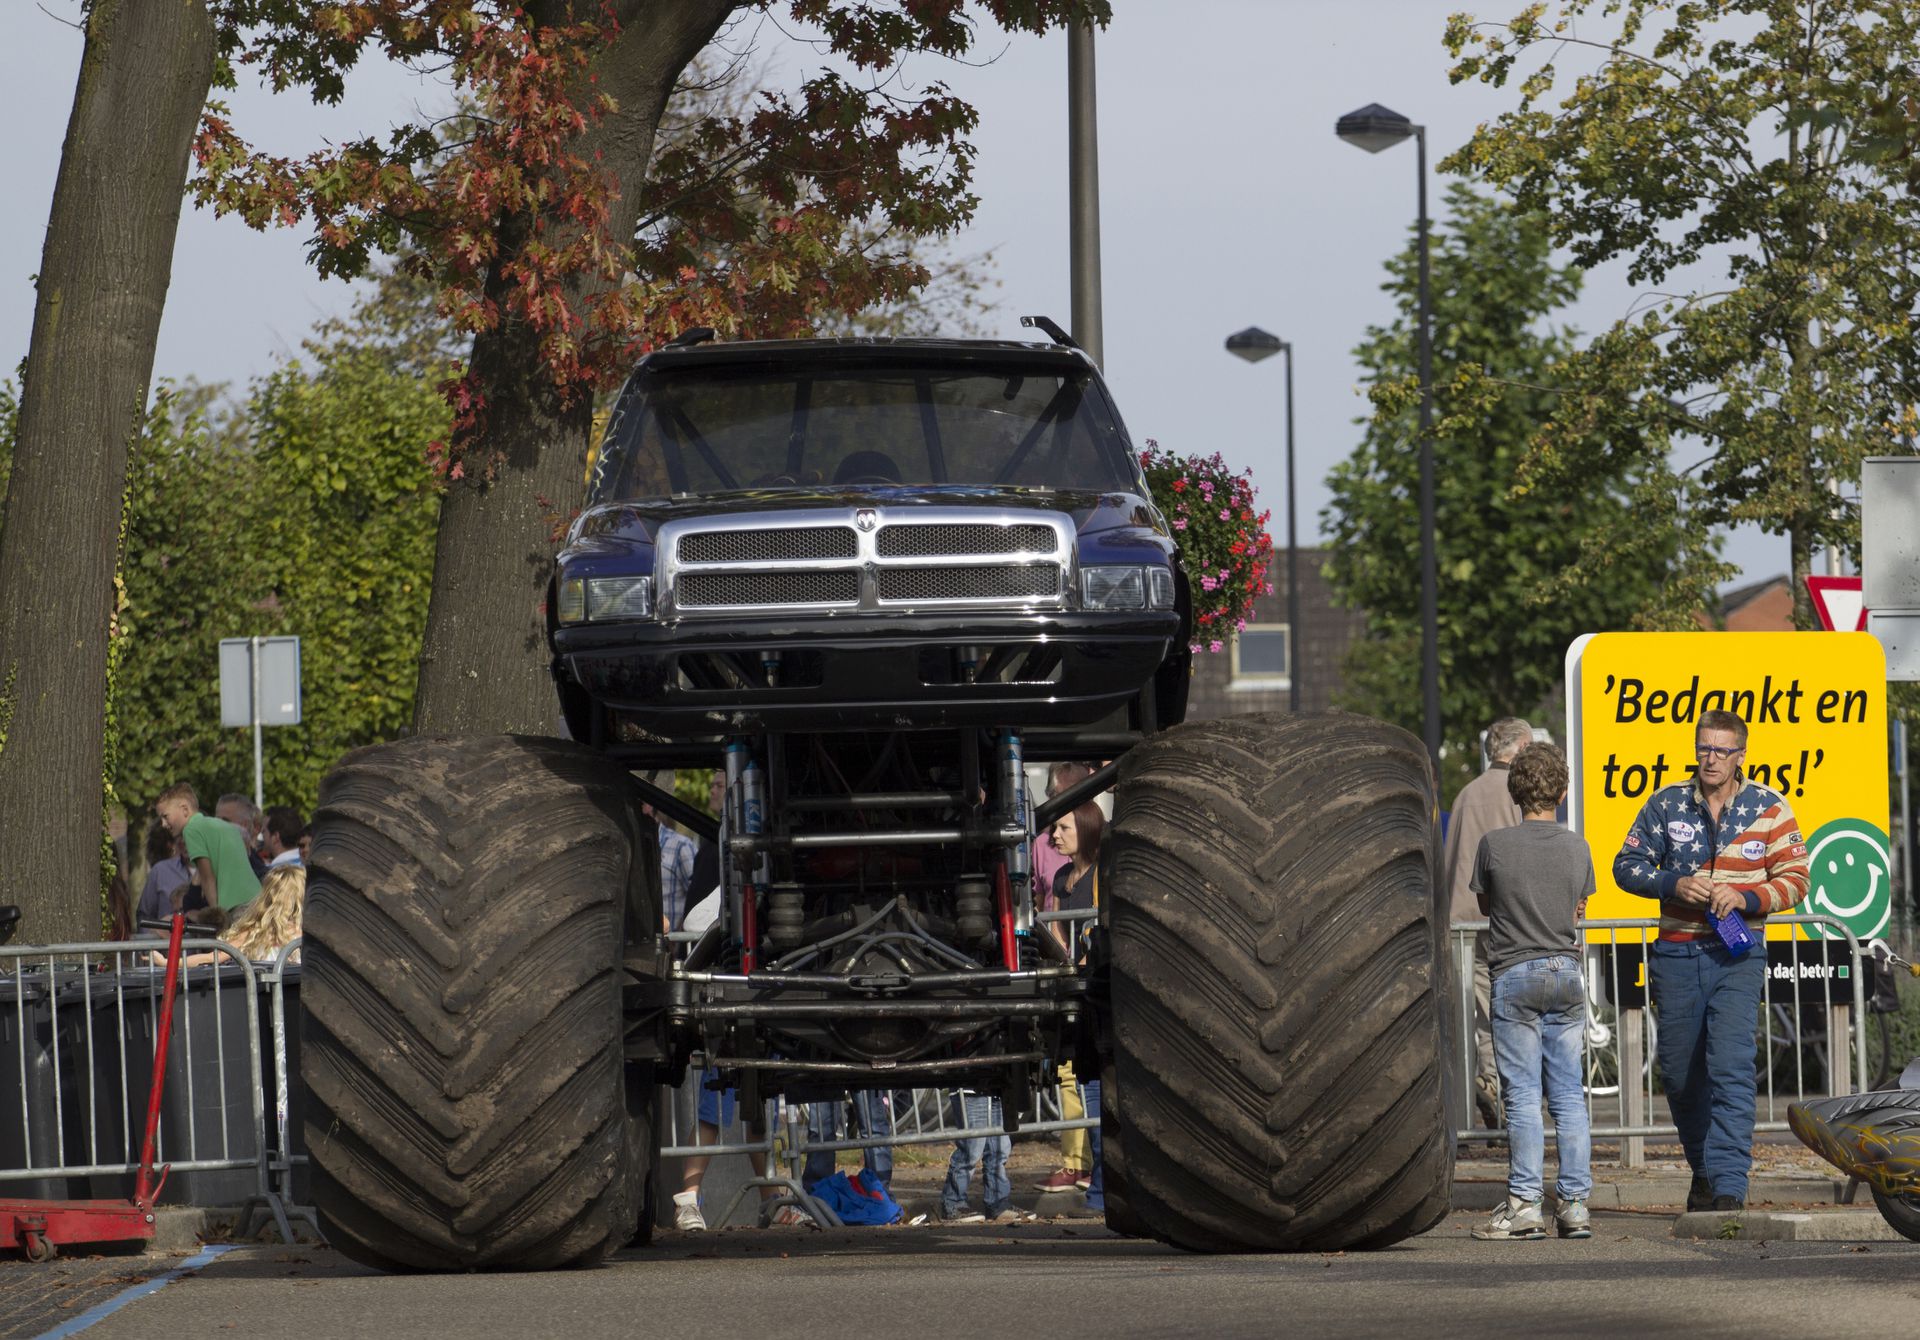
[1668,821,1697,843]
[1625,834,1641,849]
[1741,839,1766,860]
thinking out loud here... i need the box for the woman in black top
[1048,802,1104,958]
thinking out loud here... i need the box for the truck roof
[639,335,1096,374]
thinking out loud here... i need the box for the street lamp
[1337,102,1440,777]
[1225,326,1300,715]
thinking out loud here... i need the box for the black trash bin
[0,971,75,1200]
[72,962,262,1206]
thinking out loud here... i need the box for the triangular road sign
[1806,574,1866,631]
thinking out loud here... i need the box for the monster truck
[298,323,1454,1270]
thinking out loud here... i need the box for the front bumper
[552,609,1179,735]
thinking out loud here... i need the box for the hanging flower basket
[1140,441,1275,654]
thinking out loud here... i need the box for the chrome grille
[875,523,1056,558]
[878,566,1060,603]
[660,506,1072,616]
[680,526,856,564]
[679,570,859,608]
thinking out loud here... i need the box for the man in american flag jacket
[1612,709,1810,1213]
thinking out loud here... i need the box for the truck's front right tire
[1104,712,1453,1252]
[301,734,657,1271]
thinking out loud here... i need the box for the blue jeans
[803,1092,893,1190]
[941,1093,1011,1216]
[1491,955,1591,1203]
[1648,938,1765,1200]
[1082,1079,1104,1211]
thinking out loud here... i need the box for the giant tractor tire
[1104,712,1453,1252]
[300,735,659,1271]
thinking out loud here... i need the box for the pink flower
[1219,508,1231,521]
[1173,519,1187,531]
[1209,639,1224,654]
[1188,642,1201,655]
[1201,576,1218,592]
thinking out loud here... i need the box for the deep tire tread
[1105,712,1454,1253]
[302,733,654,1271]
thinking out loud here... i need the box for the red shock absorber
[993,860,1019,971]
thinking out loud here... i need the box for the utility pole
[1068,20,1103,366]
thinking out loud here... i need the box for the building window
[1230,626,1291,689]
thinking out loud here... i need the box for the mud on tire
[301,734,658,1271]
[1104,712,1453,1252]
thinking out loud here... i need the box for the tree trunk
[412,0,736,736]
[1790,520,1815,631]
[0,0,215,940]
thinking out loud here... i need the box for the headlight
[587,575,652,621]
[1148,566,1176,610]
[556,574,652,623]
[1082,565,1176,611]
[1082,566,1145,610]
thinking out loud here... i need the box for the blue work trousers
[1649,939,1766,1201]
[803,1091,893,1190]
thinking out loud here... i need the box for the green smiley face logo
[1804,819,1891,942]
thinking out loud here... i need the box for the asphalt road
[39,1209,1920,1340]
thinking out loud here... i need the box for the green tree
[114,385,262,821]
[1324,185,1717,803]
[1444,0,1920,629]
[113,326,446,825]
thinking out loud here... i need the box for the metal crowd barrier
[1,938,297,1242]
[1449,915,1874,1165]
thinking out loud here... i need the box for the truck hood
[573,485,1163,543]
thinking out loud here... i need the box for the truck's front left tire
[301,735,657,1271]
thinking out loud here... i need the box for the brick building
[1696,575,1793,632]
[1185,547,1367,721]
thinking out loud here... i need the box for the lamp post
[1225,326,1300,714]
[1337,102,1440,777]
[1068,20,1103,365]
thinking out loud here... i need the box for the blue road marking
[34,1244,235,1340]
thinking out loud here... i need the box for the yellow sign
[1569,632,1889,942]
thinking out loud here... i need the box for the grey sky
[2,0,1783,589]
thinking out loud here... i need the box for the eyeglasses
[1695,744,1744,760]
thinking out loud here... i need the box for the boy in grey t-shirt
[1467,742,1596,1243]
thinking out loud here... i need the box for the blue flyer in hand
[1711,907,1756,957]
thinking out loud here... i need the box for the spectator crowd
[107,782,310,968]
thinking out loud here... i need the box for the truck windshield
[592,364,1141,501]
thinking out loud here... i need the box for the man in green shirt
[155,782,261,913]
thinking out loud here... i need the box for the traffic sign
[218,636,302,811]
[1806,574,1866,632]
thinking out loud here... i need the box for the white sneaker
[672,1189,707,1232]
[1555,1199,1592,1239]
[768,1204,817,1228]
[1471,1195,1546,1240]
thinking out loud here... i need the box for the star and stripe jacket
[1612,775,1810,943]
